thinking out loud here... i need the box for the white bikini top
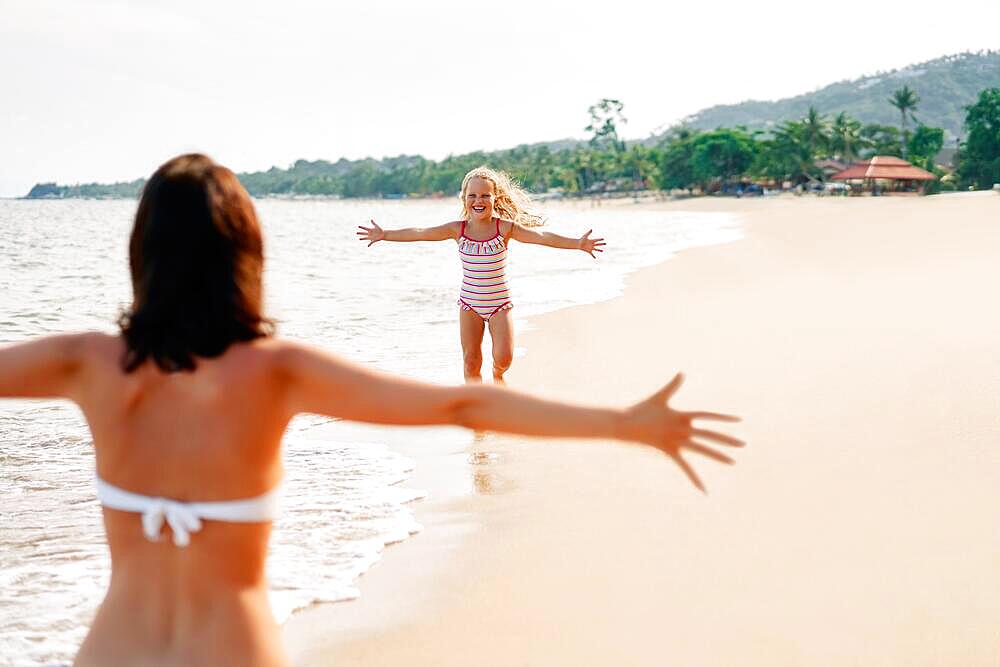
[96,477,281,547]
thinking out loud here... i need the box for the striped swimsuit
[457,219,513,321]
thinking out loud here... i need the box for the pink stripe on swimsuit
[457,219,512,321]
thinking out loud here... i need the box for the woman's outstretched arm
[357,219,459,246]
[511,223,605,258]
[0,334,93,399]
[276,342,741,491]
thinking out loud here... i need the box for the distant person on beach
[0,154,741,666]
[357,166,605,383]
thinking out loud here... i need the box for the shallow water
[0,197,740,665]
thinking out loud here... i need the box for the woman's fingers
[651,373,684,403]
[665,438,739,493]
[689,428,745,448]
[682,440,734,464]
[668,452,705,493]
[687,411,741,423]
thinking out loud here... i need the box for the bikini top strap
[495,218,500,237]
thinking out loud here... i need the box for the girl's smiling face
[464,177,495,223]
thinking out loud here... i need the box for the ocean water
[0,197,741,665]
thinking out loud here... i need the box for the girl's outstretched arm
[0,334,92,400]
[276,341,742,491]
[511,223,606,258]
[357,219,460,246]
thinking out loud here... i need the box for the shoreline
[280,198,750,645]
[10,190,673,203]
[285,192,1000,665]
[20,189,984,204]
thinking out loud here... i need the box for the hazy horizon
[3,0,999,197]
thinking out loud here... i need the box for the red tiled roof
[830,156,936,181]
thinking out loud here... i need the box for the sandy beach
[284,192,1000,666]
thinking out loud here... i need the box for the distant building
[830,156,936,194]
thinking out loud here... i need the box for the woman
[0,154,741,666]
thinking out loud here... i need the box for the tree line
[26,88,1000,199]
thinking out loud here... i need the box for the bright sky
[2,0,998,197]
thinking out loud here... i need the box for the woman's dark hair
[119,154,273,372]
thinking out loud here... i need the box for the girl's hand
[357,220,385,246]
[621,373,743,492]
[578,230,606,258]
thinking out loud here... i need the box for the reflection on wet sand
[467,448,504,495]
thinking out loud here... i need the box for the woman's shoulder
[72,331,125,364]
[45,332,126,386]
[223,336,296,368]
[248,337,358,382]
[243,337,329,368]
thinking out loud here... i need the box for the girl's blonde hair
[460,166,544,227]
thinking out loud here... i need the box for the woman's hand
[578,230,606,258]
[357,220,385,246]
[620,373,743,492]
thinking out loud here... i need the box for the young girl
[357,166,605,383]
[1,153,740,666]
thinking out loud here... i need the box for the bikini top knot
[141,498,203,547]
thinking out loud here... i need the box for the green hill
[661,51,1000,143]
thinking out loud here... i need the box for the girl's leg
[459,308,486,383]
[487,308,514,384]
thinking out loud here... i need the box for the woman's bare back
[73,334,294,666]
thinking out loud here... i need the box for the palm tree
[830,112,865,163]
[889,86,920,158]
[801,106,830,159]
[767,120,815,184]
[765,108,827,184]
